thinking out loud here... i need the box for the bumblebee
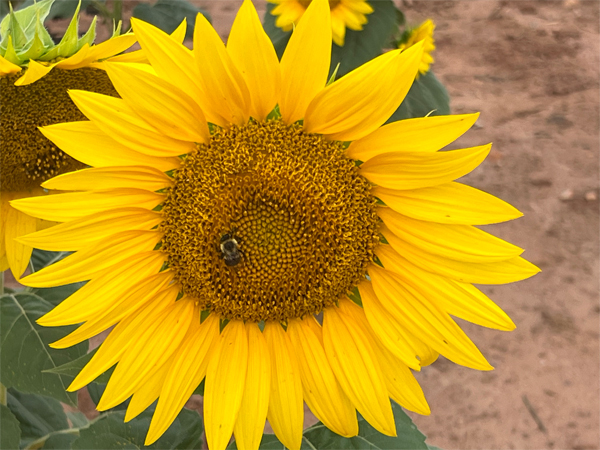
[220,232,243,267]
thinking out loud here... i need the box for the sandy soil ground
[16,1,600,449]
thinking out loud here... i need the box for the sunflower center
[160,120,379,322]
[0,68,118,193]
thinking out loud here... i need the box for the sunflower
[267,0,373,47]
[0,0,140,279]
[12,0,538,448]
[398,19,436,77]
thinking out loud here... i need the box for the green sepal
[0,0,54,59]
[77,15,97,51]
[7,3,29,50]
[41,0,81,60]
[2,35,21,64]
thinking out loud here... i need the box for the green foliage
[30,249,71,273]
[0,403,21,450]
[228,402,428,450]
[133,0,209,40]
[71,409,203,449]
[388,70,451,122]
[0,293,87,406]
[263,0,398,79]
[6,388,69,447]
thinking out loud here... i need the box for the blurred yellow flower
[398,19,436,77]
[268,0,373,46]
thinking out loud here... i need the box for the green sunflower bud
[0,0,100,66]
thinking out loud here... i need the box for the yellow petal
[375,244,515,331]
[105,62,209,143]
[378,207,523,263]
[228,0,281,121]
[381,224,540,284]
[4,206,36,280]
[129,18,226,127]
[264,322,304,450]
[73,34,138,65]
[68,286,176,390]
[358,280,439,367]
[372,342,430,415]
[18,208,162,252]
[11,188,165,223]
[13,59,54,86]
[125,359,171,422]
[97,299,195,410]
[145,314,220,445]
[322,299,396,436]
[53,276,176,349]
[205,321,249,450]
[368,265,493,370]
[304,44,423,141]
[39,122,180,172]
[69,90,194,157]
[346,113,479,161]
[288,318,358,437]
[234,323,271,450]
[357,281,421,370]
[0,54,22,75]
[279,0,331,124]
[42,166,172,192]
[360,144,491,190]
[372,182,522,225]
[193,13,250,126]
[38,251,167,326]
[20,230,162,287]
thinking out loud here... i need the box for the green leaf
[262,0,398,79]
[71,409,203,449]
[30,249,71,273]
[31,282,86,308]
[0,293,87,406]
[387,70,450,123]
[6,388,69,446]
[43,348,94,377]
[42,432,79,449]
[0,404,21,450]
[229,402,428,450]
[132,0,210,40]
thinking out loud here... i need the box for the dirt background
[36,0,600,449]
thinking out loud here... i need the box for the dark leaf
[0,293,87,406]
[43,348,112,385]
[132,0,209,40]
[30,250,71,273]
[6,388,68,445]
[71,409,203,449]
[0,404,21,450]
[43,432,79,449]
[31,282,86,308]
[388,70,450,123]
